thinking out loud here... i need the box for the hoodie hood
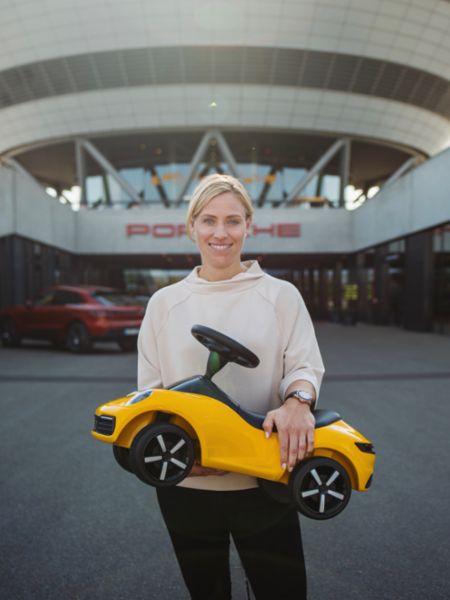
[182,260,265,294]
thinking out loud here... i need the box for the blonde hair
[186,174,253,239]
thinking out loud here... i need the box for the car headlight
[125,390,153,405]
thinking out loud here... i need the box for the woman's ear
[245,217,252,237]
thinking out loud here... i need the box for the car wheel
[130,423,195,487]
[289,457,351,520]
[65,321,92,353]
[112,445,134,474]
[1,319,21,347]
[118,339,136,352]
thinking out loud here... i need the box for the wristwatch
[284,389,315,409]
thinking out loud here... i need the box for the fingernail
[282,463,287,470]
[288,466,293,472]
[265,431,270,439]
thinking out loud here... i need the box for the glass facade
[84,164,340,208]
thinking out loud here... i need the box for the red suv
[0,285,146,353]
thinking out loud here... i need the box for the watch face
[297,390,313,401]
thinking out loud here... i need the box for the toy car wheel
[65,321,92,353]
[289,457,351,520]
[1,319,21,347]
[112,445,134,474]
[130,423,195,487]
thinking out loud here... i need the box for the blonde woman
[138,174,324,599]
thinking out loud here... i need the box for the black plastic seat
[313,409,341,428]
[235,407,341,431]
[168,376,341,431]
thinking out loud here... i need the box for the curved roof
[1,0,449,189]
[1,46,448,119]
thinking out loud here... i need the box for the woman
[137,174,324,599]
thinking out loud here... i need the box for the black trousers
[156,486,307,600]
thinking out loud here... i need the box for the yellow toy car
[92,325,375,520]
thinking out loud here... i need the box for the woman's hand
[263,398,315,472]
[187,461,228,477]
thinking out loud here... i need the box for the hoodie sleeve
[277,283,325,403]
[137,294,163,391]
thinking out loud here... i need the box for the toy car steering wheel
[191,324,260,369]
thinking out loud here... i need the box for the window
[52,290,85,305]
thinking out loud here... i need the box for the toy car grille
[94,415,116,435]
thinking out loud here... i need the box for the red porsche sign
[126,223,301,238]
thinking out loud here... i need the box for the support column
[102,173,112,206]
[373,244,390,325]
[356,252,370,323]
[332,261,342,322]
[75,140,87,206]
[404,230,434,331]
[339,138,351,208]
[317,268,328,319]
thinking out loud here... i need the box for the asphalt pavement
[1,323,449,600]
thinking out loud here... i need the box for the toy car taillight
[355,442,375,454]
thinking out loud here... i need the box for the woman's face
[191,192,251,274]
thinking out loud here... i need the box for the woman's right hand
[187,461,228,477]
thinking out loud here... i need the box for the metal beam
[80,139,141,204]
[149,165,170,207]
[284,139,346,205]
[6,158,45,190]
[339,138,351,208]
[6,157,76,206]
[176,130,214,205]
[382,156,421,189]
[75,140,87,206]
[257,166,278,207]
[176,130,242,205]
[214,130,240,179]
[102,173,112,206]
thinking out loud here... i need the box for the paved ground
[1,323,449,600]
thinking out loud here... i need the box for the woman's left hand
[263,398,315,472]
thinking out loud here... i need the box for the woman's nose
[212,223,227,238]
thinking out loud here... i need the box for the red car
[0,285,146,352]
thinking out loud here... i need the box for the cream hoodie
[137,260,324,491]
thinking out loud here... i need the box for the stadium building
[0,0,449,332]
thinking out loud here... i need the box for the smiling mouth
[209,243,232,250]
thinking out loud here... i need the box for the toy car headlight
[126,390,153,405]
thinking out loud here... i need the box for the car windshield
[34,292,54,306]
[92,291,139,306]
